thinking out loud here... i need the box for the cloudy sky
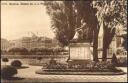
[1,1,55,40]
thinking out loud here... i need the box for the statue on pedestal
[67,21,93,67]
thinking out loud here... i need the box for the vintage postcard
[1,0,127,83]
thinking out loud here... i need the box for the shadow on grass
[15,66,29,69]
[2,77,24,80]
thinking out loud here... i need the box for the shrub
[11,60,22,67]
[2,58,9,65]
[49,58,57,65]
[47,63,68,69]
[2,58,9,62]
[93,61,115,70]
[37,57,42,61]
[45,58,68,69]
[80,61,115,71]
[1,65,17,79]
[47,58,57,69]
[117,56,127,67]
[111,54,118,66]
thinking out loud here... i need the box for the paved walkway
[1,60,127,82]
[16,66,127,82]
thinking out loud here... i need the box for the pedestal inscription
[69,43,93,60]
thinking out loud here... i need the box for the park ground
[1,59,127,82]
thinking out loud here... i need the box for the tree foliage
[44,1,76,46]
[93,0,127,46]
[122,33,127,50]
[44,1,99,46]
[44,0,127,61]
[74,1,100,61]
[93,0,127,27]
[8,47,29,55]
[74,1,99,42]
[93,0,127,61]
[44,1,100,61]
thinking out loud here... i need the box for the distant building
[7,33,59,50]
[9,39,22,49]
[1,33,59,51]
[20,36,59,50]
[1,38,10,51]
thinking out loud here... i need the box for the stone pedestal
[68,43,93,66]
[69,43,93,60]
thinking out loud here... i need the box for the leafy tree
[74,1,100,62]
[44,1,100,62]
[8,47,28,55]
[44,1,76,46]
[20,48,29,55]
[93,0,127,61]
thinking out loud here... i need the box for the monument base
[67,59,92,69]
[69,43,93,61]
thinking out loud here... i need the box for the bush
[111,54,118,66]
[2,58,9,62]
[37,57,42,61]
[67,61,114,71]
[2,58,9,65]
[93,61,115,71]
[44,58,68,69]
[1,65,17,79]
[49,58,57,65]
[11,60,22,67]
[47,63,68,69]
[117,56,127,67]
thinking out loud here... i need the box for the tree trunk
[102,23,109,61]
[93,30,99,62]
[102,31,108,61]
[102,46,108,61]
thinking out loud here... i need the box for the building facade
[1,34,59,52]
[20,36,59,50]
[1,38,10,51]
[9,39,22,49]
[6,35,59,50]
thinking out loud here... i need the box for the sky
[1,1,55,40]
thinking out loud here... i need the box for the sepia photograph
[1,0,127,82]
